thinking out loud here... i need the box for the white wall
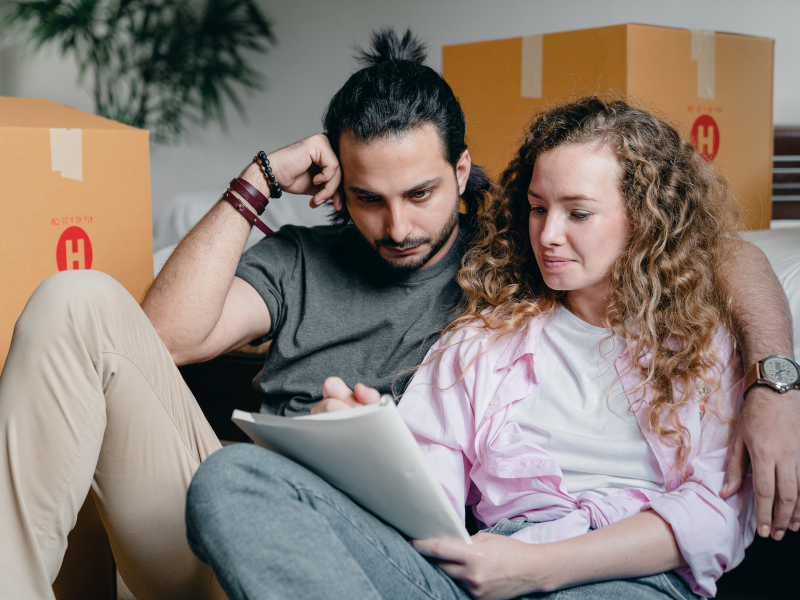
[2,0,799,226]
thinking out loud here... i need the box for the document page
[232,399,471,543]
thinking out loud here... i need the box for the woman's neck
[564,286,609,327]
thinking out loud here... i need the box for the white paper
[232,400,471,543]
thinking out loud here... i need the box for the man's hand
[412,534,545,600]
[311,377,380,414]
[722,387,800,540]
[266,134,343,209]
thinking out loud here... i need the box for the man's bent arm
[142,162,272,365]
[142,134,343,366]
[721,238,800,540]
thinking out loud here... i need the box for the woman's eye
[359,195,381,203]
[530,206,546,215]
[571,212,590,220]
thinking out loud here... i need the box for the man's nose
[385,202,413,243]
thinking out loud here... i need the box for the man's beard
[359,202,460,274]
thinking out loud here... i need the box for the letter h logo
[56,226,93,271]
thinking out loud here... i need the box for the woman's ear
[456,150,472,195]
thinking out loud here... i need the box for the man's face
[338,123,471,272]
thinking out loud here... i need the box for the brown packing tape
[521,34,543,99]
[691,30,716,99]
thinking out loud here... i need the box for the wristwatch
[744,355,800,396]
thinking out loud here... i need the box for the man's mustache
[374,237,430,250]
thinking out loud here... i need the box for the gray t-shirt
[235,221,467,416]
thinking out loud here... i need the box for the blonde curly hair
[443,96,740,475]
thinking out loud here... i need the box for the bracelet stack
[254,151,282,198]
[224,176,275,237]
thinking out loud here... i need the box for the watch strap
[743,360,763,396]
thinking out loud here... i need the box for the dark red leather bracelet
[229,178,269,214]
[223,190,275,237]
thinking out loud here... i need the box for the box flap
[0,97,143,131]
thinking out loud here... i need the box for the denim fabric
[186,444,699,600]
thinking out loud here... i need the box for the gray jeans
[186,444,700,600]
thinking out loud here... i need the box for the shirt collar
[493,317,548,372]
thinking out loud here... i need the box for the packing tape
[521,34,543,99]
[691,31,716,100]
[50,128,83,181]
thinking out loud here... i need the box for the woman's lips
[542,256,574,269]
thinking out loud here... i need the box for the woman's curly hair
[444,96,740,475]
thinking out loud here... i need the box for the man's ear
[455,149,472,195]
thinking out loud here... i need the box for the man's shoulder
[276,222,351,244]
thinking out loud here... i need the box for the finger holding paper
[311,377,381,414]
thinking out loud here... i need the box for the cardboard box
[0,97,153,370]
[443,24,774,230]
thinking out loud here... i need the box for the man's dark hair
[324,28,489,225]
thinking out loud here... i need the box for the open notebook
[232,397,471,543]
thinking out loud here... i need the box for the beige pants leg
[0,271,225,600]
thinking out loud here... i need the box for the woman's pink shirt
[397,316,755,597]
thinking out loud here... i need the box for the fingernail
[790,522,800,532]
[720,482,729,495]
[773,530,785,541]
[759,525,770,537]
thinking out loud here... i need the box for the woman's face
[527,143,629,302]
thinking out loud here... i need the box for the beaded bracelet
[253,151,283,198]
[223,190,275,237]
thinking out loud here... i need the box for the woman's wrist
[526,541,566,593]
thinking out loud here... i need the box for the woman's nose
[539,213,566,247]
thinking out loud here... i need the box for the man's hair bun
[355,28,427,67]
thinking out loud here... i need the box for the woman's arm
[412,511,682,600]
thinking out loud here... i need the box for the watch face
[764,357,800,385]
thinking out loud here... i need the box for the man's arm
[721,238,800,540]
[142,134,342,365]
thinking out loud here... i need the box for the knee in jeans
[187,445,295,519]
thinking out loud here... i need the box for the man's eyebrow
[404,177,441,195]
[348,185,378,196]
[527,189,598,202]
[348,177,442,197]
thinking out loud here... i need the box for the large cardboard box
[443,24,774,230]
[0,97,153,370]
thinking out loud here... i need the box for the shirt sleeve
[397,334,479,525]
[235,227,303,345]
[646,336,754,598]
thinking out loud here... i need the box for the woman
[394,97,752,599]
[190,97,753,600]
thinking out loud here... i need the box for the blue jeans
[186,444,699,600]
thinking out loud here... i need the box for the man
[0,29,797,600]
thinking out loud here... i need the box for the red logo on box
[690,115,720,162]
[56,226,93,271]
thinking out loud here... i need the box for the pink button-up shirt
[398,316,755,597]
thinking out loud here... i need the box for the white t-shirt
[508,307,665,497]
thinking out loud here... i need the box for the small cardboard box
[443,24,774,230]
[0,97,153,370]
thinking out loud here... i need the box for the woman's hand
[311,376,380,414]
[412,533,549,600]
[263,134,343,209]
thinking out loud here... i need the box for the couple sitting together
[1,29,799,600]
